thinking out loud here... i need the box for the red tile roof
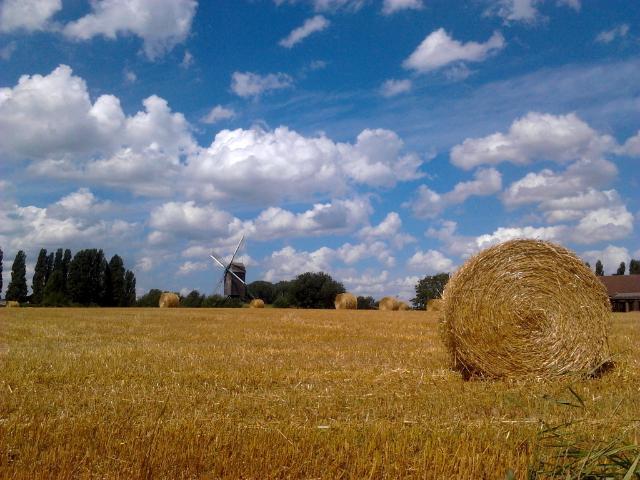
[599,275,640,296]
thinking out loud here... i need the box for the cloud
[502,158,618,208]
[427,220,565,258]
[0,0,61,33]
[380,79,412,97]
[450,112,616,170]
[407,168,502,218]
[52,188,111,217]
[403,28,505,73]
[252,198,371,240]
[0,65,194,164]
[263,246,335,281]
[201,105,235,124]
[185,126,424,203]
[123,69,137,84]
[181,50,194,68]
[382,0,423,15]
[621,130,640,156]
[279,15,329,48]
[230,71,294,98]
[63,0,197,59]
[177,261,209,276]
[274,0,365,12]
[581,245,630,275]
[0,192,138,253]
[487,0,542,22]
[262,240,396,282]
[148,201,237,241]
[0,41,17,60]
[572,206,634,244]
[358,212,415,248]
[595,24,629,44]
[407,249,454,273]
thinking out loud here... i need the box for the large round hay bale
[441,239,611,379]
[397,302,411,311]
[6,301,20,308]
[158,292,179,308]
[335,292,357,310]
[249,298,265,308]
[378,296,399,311]
[427,299,443,312]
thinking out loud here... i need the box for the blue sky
[1,0,639,300]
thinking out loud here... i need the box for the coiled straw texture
[441,239,611,379]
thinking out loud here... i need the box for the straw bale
[335,293,357,310]
[6,301,20,308]
[441,239,611,379]
[397,302,411,311]
[249,299,265,308]
[159,292,179,308]
[427,299,443,312]
[378,296,399,311]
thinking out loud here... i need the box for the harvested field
[1,308,639,479]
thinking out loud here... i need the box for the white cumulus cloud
[451,112,616,170]
[407,249,454,273]
[382,0,423,15]
[380,78,412,97]
[201,105,235,124]
[403,28,505,73]
[230,71,293,98]
[0,0,61,32]
[279,15,329,48]
[63,0,197,60]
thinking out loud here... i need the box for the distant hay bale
[378,296,399,311]
[159,292,179,308]
[397,302,411,311]
[334,293,357,310]
[427,299,443,312]
[249,299,265,308]
[6,301,20,308]
[441,239,612,379]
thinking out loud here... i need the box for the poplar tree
[31,248,49,304]
[6,251,28,303]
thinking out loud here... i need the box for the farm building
[599,275,640,312]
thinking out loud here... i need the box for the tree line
[1,247,136,306]
[591,259,640,276]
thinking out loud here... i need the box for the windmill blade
[209,253,227,270]
[228,234,245,267]
[226,268,247,286]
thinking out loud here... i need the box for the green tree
[31,248,49,304]
[202,294,225,308]
[124,270,136,306]
[247,280,275,304]
[67,249,107,305]
[411,273,450,310]
[357,296,376,310]
[0,247,3,299]
[630,259,640,275]
[107,255,126,306]
[6,251,28,303]
[136,289,162,307]
[595,260,604,276]
[42,270,69,306]
[181,290,205,307]
[289,272,345,309]
[45,251,54,285]
[616,262,626,275]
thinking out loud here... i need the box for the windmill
[209,234,250,300]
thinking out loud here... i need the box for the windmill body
[225,262,246,298]
[209,235,251,301]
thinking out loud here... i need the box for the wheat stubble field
[1,309,639,479]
